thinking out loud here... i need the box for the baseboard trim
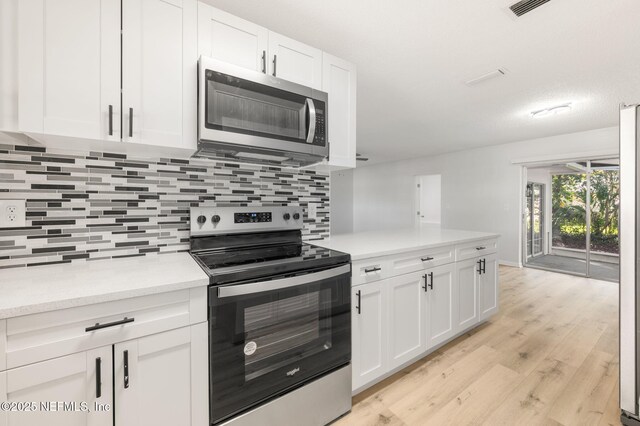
[499,260,521,268]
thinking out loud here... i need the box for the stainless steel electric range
[189,206,352,426]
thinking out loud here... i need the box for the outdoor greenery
[551,170,619,254]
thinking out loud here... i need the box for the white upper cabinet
[123,0,197,150]
[18,0,121,141]
[268,32,322,90]
[198,3,268,73]
[322,53,357,169]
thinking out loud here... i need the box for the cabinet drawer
[387,246,455,276]
[5,287,206,369]
[455,239,498,261]
[352,259,389,286]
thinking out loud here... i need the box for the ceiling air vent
[509,0,551,17]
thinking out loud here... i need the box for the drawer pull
[364,267,381,274]
[421,256,434,262]
[476,246,486,251]
[85,317,135,332]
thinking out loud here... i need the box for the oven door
[198,57,327,157]
[208,264,351,424]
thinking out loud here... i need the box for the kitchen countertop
[0,252,208,319]
[315,227,499,261]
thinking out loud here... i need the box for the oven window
[243,289,332,381]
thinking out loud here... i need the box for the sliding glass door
[524,159,619,282]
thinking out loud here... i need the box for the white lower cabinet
[0,323,207,426]
[479,253,499,321]
[426,263,457,349]
[387,271,427,370]
[455,258,480,331]
[1,347,113,426]
[351,240,499,393]
[352,282,387,391]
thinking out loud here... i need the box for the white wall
[343,126,619,265]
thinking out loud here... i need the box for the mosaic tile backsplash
[0,139,330,269]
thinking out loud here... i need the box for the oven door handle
[217,264,350,298]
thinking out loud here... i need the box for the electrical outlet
[0,200,26,228]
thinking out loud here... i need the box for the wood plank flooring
[336,266,620,426]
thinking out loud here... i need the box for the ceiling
[206,0,640,165]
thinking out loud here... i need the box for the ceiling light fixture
[531,103,572,118]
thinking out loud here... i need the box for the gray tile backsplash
[0,140,330,269]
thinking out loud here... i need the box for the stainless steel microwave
[196,56,329,167]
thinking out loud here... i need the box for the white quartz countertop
[314,227,500,261]
[0,252,209,319]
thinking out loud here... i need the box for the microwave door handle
[305,98,317,144]
[217,264,350,298]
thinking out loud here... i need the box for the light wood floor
[336,266,620,426]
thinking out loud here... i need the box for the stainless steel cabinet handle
[272,54,277,77]
[108,105,113,136]
[128,108,133,138]
[261,50,266,73]
[305,98,317,144]
[123,350,129,389]
[95,357,102,398]
[356,290,361,314]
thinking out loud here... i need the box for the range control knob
[283,213,291,221]
[212,215,221,224]
[196,215,206,225]
[293,212,300,220]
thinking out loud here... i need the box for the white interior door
[198,3,268,72]
[426,263,456,348]
[268,32,322,89]
[123,0,197,150]
[387,272,426,370]
[115,327,194,426]
[18,0,120,140]
[3,348,112,426]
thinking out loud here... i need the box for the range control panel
[190,206,303,235]
[235,212,272,224]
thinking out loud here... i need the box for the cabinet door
[455,258,480,331]
[426,263,457,349]
[268,32,322,89]
[479,253,499,320]
[115,325,206,426]
[321,53,357,169]
[198,3,268,73]
[352,282,387,391]
[18,0,120,140]
[122,0,197,150]
[387,272,426,370]
[2,347,112,426]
